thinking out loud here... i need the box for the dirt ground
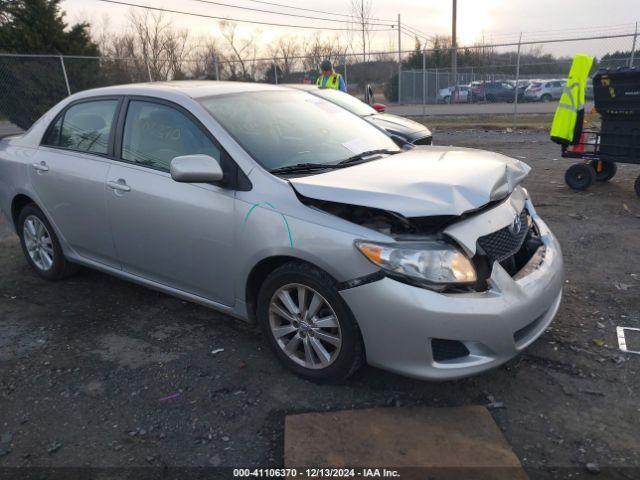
[1,129,639,478]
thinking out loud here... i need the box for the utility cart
[562,67,640,197]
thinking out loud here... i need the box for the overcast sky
[62,0,640,56]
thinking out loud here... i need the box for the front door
[105,99,236,305]
[31,98,121,266]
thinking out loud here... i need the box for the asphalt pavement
[1,129,639,476]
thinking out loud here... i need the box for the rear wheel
[17,204,80,280]
[565,163,596,191]
[589,160,617,182]
[541,94,552,102]
[257,262,364,382]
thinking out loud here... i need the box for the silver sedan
[0,82,563,381]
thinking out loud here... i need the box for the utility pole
[451,0,457,102]
[398,13,402,104]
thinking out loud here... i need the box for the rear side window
[43,100,118,155]
[121,100,220,172]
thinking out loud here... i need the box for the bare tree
[350,0,374,62]
[191,36,224,79]
[302,32,347,73]
[129,9,189,81]
[218,20,259,81]
[268,36,301,81]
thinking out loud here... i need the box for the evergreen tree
[0,0,101,129]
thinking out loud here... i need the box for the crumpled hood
[368,113,431,136]
[290,146,531,217]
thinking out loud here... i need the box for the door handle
[32,162,49,173]
[107,180,131,192]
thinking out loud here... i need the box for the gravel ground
[1,129,639,478]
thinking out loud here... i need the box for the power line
[94,0,395,31]
[239,0,397,24]
[185,0,394,26]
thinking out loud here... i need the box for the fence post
[213,54,220,81]
[422,49,426,116]
[343,54,348,90]
[59,56,71,96]
[434,67,438,103]
[513,32,522,126]
[630,22,638,67]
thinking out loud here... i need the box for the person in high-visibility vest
[550,54,594,145]
[316,60,347,92]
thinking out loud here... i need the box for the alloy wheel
[268,283,342,369]
[23,215,54,271]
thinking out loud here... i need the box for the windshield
[311,88,378,116]
[199,90,399,171]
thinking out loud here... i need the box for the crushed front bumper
[340,208,564,381]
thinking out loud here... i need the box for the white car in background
[438,85,471,104]
[524,79,565,102]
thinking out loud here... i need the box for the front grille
[477,209,529,263]
[431,339,470,362]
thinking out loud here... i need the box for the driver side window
[122,100,220,171]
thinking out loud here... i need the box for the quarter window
[122,100,220,171]
[43,100,118,155]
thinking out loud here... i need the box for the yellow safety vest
[316,72,342,90]
[550,54,594,145]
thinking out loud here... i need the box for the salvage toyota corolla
[0,82,563,381]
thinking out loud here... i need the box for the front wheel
[17,204,79,280]
[589,160,617,182]
[257,262,364,382]
[565,163,595,191]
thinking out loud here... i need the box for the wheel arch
[245,255,341,322]
[11,193,37,230]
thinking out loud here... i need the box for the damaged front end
[299,189,545,293]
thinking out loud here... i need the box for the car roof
[281,83,317,91]
[69,81,285,101]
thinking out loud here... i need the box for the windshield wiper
[270,162,338,175]
[337,149,400,166]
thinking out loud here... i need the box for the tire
[589,160,617,182]
[541,94,552,102]
[17,204,80,280]
[635,176,640,197]
[486,94,496,102]
[565,163,596,191]
[444,95,451,104]
[257,261,364,382]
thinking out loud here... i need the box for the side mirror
[365,84,376,105]
[372,103,386,113]
[170,155,223,183]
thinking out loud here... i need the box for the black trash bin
[593,67,640,117]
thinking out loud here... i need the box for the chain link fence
[1,31,638,130]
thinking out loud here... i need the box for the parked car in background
[524,79,565,102]
[0,81,564,382]
[286,84,432,145]
[471,81,516,102]
[437,85,471,104]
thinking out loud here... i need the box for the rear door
[552,81,564,99]
[105,97,237,305]
[31,97,122,266]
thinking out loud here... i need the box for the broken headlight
[355,240,477,289]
